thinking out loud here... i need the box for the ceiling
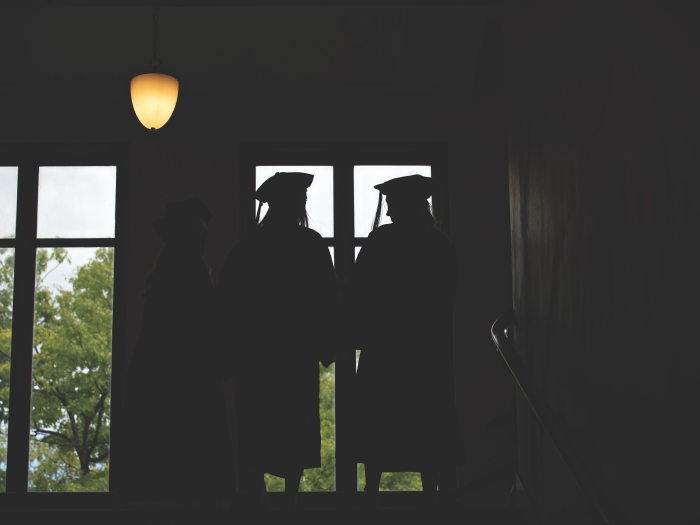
[0,6,487,98]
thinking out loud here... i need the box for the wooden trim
[5,162,39,492]
[106,147,130,495]
[333,161,355,491]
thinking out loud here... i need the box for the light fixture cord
[149,7,161,70]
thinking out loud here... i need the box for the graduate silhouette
[122,197,232,509]
[343,175,467,508]
[216,172,338,509]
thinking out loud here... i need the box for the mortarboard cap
[255,172,314,204]
[374,175,433,200]
[152,197,212,241]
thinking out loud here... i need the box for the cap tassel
[255,201,263,225]
[371,191,383,231]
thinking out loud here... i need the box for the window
[242,143,449,493]
[0,146,128,494]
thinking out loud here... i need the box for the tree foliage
[358,464,422,491]
[29,247,114,492]
[0,248,15,492]
[0,247,113,492]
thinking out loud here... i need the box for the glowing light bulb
[130,73,179,130]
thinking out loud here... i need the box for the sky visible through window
[37,166,116,239]
[33,167,116,291]
[0,168,18,239]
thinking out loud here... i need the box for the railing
[491,309,628,525]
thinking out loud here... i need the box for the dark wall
[503,4,700,523]
[451,12,514,488]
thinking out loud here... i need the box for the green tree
[301,362,336,491]
[0,248,15,492]
[358,464,422,491]
[28,247,113,492]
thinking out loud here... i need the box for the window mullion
[5,163,39,493]
[107,157,129,495]
[333,162,356,492]
[34,239,116,248]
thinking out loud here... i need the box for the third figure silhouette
[343,175,467,508]
[123,197,230,509]
[216,172,338,509]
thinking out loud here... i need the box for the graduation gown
[216,225,337,477]
[122,245,231,499]
[344,223,466,471]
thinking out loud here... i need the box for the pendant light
[131,8,179,131]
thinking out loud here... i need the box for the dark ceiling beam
[4,1,492,6]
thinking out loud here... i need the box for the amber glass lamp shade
[130,73,179,130]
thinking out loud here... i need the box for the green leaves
[28,248,114,492]
[358,464,423,491]
[0,248,15,492]
[301,363,336,492]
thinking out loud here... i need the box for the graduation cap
[374,175,433,200]
[255,172,314,203]
[152,197,212,241]
[371,175,434,231]
[255,172,314,223]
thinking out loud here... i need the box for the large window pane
[255,166,334,238]
[0,248,15,491]
[29,247,113,492]
[0,167,18,239]
[353,166,431,238]
[37,167,116,239]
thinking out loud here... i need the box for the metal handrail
[491,309,628,525]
